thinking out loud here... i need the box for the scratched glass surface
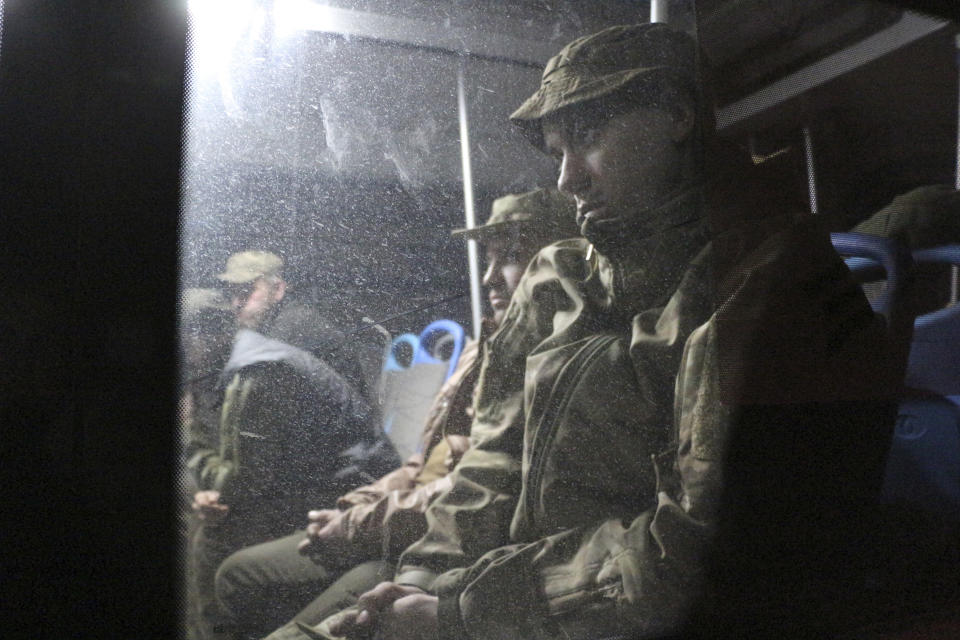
[177,4,672,638]
[179,0,660,334]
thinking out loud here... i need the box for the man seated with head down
[316,22,900,640]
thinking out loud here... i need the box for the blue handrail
[830,232,913,320]
[911,243,960,266]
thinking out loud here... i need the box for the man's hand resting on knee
[327,582,438,640]
[297,509,340,552]
[297,509,358,560]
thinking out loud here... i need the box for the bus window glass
[178,2,672,638]
[178,3,960,639]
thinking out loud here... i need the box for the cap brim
[216,272,259,284]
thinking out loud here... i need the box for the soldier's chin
[237,313,262,330]
[581,217,631,256]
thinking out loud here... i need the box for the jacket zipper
[524,334,620,527]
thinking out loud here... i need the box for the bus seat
[883,244,960,520]
[380,321,465,460]
[380,333,421,458]
[827,236,959,626]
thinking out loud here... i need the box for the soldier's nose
[557,152,589,197]
[482,260,499,287]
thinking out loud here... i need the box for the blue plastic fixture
[413,320,466,381]
[383,333,420,372]
[830,232,912,319]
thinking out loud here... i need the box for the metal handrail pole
[457,63,484,339]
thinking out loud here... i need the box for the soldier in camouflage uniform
[313,23,900,640]
[210,189,578,640]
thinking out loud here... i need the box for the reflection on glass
[179,5,657,638]
[178,3,960,639]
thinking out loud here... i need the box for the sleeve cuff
[393,569,438,592]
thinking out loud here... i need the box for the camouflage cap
[452,187,578,243]
[217,250,283,284]
[510,23,698,146]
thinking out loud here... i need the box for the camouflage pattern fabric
[389,208,894,640]
[306,181,899,640]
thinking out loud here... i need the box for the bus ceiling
[710,4,952,136]
[189,0,955,141]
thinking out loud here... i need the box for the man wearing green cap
[204,189,577,640]
[189,250,400,640]
[218,251,288,329]
[322,22,898,640]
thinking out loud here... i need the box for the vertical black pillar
[0,2,187,637]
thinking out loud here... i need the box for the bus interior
[2,1,959,638]
[177,1,960,635]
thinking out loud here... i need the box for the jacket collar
[592,184,709,316]
[220,328,322,382]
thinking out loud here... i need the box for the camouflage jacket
[388,193,898,640]
[391,183,712,635]
[326,339,481,558]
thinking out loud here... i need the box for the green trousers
[213,530,389,640]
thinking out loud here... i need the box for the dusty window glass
[178,4,665,638]
[177,2,960,639]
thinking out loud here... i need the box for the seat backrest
[905,300,960,396]
[882,244,960,520]
[379,321,465,460]
[903,245,960,395]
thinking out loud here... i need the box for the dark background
[0,2,186,637]
[1,1,959,638]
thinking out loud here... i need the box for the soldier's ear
[273,279,287,303]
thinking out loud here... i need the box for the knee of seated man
[214,547,262,611]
